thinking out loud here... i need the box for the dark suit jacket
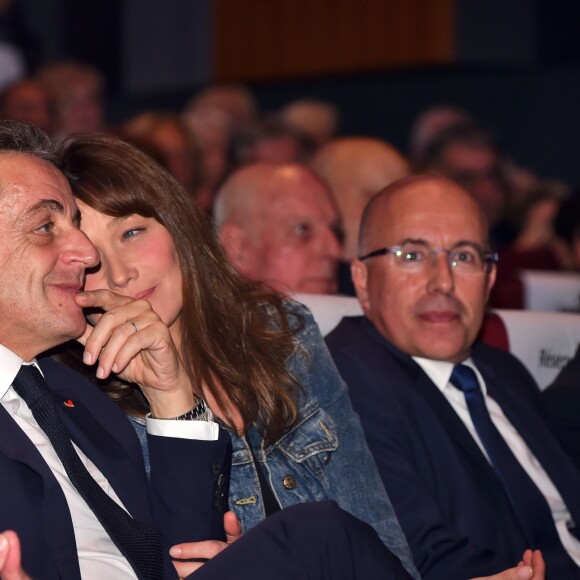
[542,345,580,472]
[0,355,231,579]
[327,316,580,580]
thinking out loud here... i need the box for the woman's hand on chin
[75,289,196,418]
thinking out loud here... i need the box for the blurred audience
[409,105,472,163]
[554,191,580,271]
[490,185,573,309]
[186,83,257,129]
[183,83,258,208]
[226,116,313,175]
[36,60,105,139]
[311,137,410,294]
[0,77,51,132]
[122,111,204,205]
[0,40,23,89]
[214,162,343,295]
[280,98,339,149]
[417,122,515,248]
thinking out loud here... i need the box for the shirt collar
[0,343,39,401]
[412,356,487,395]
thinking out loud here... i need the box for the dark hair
[59,133,299,443]
[416,122,500,173]
[0,120,60,165]
[555,190,580,245]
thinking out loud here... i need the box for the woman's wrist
[145,388,196,419]
[149,396,211,421]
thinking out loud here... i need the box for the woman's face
[78,201,183,336]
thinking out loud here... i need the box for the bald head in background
[215,162,343,294]
[311,137,410,261]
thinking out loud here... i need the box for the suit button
[322,453,331,464]
[282,475,296,490]
[217,473,225,486]
[211,464,221,474]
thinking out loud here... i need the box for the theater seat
[295,294,580,391]
[294,293,362,336]
[519,270,580,312]
[482,309,580,389]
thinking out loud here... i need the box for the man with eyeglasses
[326,175,580,580]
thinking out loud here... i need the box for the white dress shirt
[413,355,580,566]
[0,343,219,579]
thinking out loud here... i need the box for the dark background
[7,0,580,184]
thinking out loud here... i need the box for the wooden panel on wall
[214,0,455,82]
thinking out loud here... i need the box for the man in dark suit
[0,120,413,580]
[327,175,580,579]
[542,345,580,472]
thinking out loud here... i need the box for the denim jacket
[130,300,418,579]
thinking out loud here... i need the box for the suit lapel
[361,321,515,499]
[474,348,580,529]
[0,404,82,579]
[38,356,151,521]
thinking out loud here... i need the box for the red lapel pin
[64,400,75,408]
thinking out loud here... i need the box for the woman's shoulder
[259,297,317,333]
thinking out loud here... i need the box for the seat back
[485,309,580,389]
[519,270,580,312]
[294,294,362,336]
[295,294,580,390]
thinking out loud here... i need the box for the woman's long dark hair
[59,133,299,444]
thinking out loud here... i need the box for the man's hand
[0,532,30,580]
[75,290,195,418]
[169,512,242,579]
[471,550,545,580]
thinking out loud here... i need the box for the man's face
[240,173,342,294]
[353,178,496,363]
[0,153,99,360]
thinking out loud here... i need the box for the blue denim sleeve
[285,300,420,580]
[127,414,150,476]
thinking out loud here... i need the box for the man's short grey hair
[0,120,61,166]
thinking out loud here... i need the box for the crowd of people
[0,57,578,580]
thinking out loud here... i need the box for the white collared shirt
[0,343,219,579]
[413,355,580,566]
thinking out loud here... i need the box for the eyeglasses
[358,241,498,274]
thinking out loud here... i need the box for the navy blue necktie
[13,364,164,580]
[450,364,567,554]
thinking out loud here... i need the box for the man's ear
[484,263,497,303]
[351,259,371,314]
[219,223,250,270]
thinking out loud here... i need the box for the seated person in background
[0,119,418,580]
[182,83,258,209]
[0,78,51,133]
[35,60,105,140]
[214,162,343,295]
[417,123,516,248]
[279,98,339,150]
[311,136,410,295]
[226,116,313,173]
[60,133,420,578]
[554,191,580,271]
[185,83,258,131]
[490,186,565,309]
[326,175,580,579]
[408,105,472,164]
[542,345,580,472]
[122,111,204,204]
